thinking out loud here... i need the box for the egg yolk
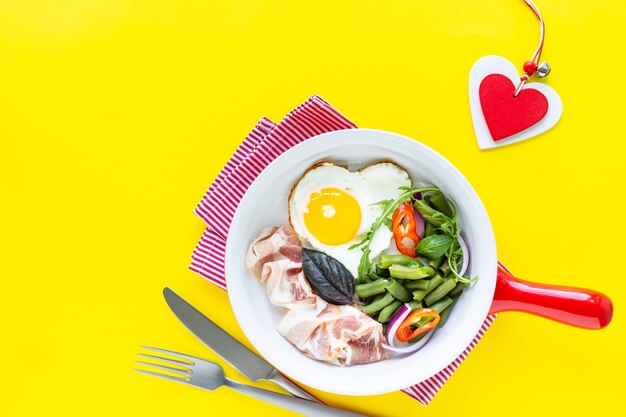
[303,188,362,245]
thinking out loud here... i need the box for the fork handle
[226,380,366,417]
[269,371,322,403]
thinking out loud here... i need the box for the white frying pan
[224,129,612,395]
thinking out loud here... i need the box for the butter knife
[163,287,320,403]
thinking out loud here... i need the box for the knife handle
[269,371,322,403]
[226,380,365,417]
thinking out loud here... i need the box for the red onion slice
[383,303,436,355]
[383,330,434,354]
[386,303,411,345]
[457,235,470,277]
[415,209,425,238]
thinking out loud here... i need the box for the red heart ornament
[479,74,549,141]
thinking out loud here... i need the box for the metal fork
[134,347,366,417]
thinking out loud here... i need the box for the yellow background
[1,1,625,416]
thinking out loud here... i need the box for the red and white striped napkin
[189,95,497,406]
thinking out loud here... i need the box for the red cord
[514,0,545,97]
[526,0,545,65]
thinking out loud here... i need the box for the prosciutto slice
[246,225,315,307]
[245,226,302,280]
[246,225,387,366]
[263,260,316,308]
[277,298,387,365]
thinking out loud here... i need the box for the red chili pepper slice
[392,203,420,257]
[396,308,441,342]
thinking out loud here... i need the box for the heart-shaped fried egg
[288,162,411,276]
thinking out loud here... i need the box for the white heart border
[469,55,563,150]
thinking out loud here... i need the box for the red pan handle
[489,265,613,329]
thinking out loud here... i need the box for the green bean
[428,256,443,270]
[424,221,437,237]
[424,278,456,306]
[437,306,452,327]
[414,315,437,328]
[404,279,429,290]
[439,259,451,276]
[375,265,390,278]
[414,200,447,227]
[385,279,412,302]
[408,331,430,344]
[389,265,435,280]
[428,296,453,314]
[413,296,453,328]
[412,274,444,301]
[355,279,388,299]
[449,281,469,298]
[377,300,403,323]
[407,300,423,310]
[378,255,423,268]
[368,272,387,281]
[372,292,386,303]
[429,190,454,217]
[438,296,459,327]
[362,291,395,315]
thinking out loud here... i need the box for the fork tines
[134,346,196,384]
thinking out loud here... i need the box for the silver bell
[536,61,551,78]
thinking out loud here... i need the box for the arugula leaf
[357,245,372,281]
[440,218,459,238]
[370,199,392,207]
[446,240,478,284]
[348,235,369,250]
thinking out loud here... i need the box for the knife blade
[163,287,320,403]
